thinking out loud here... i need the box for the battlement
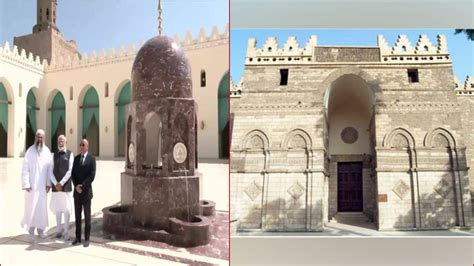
[0,42,47,73]
[230,76,243,98]
[46,24,229,71]
[245,34,451,65]
[378,34,450,63]
[455,75,474,95]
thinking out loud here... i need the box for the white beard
[36,142,43,153]
[58,146,66,152]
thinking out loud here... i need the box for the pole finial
[158,0,163,36]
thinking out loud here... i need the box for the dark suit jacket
[71,153,96,199]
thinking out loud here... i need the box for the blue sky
[231,29,474,83]
[0,0,228,54]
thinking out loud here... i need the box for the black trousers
[74,195,91,241]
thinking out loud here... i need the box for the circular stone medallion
[128,143,135,164]
[341,127,358,144]
[173,142,187,164]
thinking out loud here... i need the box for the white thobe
[21,145,53,231]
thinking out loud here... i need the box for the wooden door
[337,162,363,212]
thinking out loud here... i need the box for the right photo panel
[230,29,474,236]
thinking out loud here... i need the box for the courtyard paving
[0,157,229,265]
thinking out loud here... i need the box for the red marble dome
[131,36,192,101]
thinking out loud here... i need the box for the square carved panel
[287,181,305,200]
[392,180,410,200]
[434,179,452,198]
[244,181,262,201]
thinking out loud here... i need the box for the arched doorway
[50,92,66,153]
[0,82,9,157]
[218,73,229,159]
[116,81,131,157]
[25,90,38,150]
[324,74,376,219]
[82,87,100,156]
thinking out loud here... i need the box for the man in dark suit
[71,138,96,247]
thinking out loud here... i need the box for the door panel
[337,162,363,212]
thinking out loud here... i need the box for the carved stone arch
[241,129,270,150]
[424,128,456,148]
[281,128,312,150]
[320,67,380,104]
[383,128,415,148]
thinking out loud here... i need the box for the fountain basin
[102,203,215,247]
[199,200,216,217]
[169,215,212,246]
[102,205,133,235]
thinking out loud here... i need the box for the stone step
[330,212,369,224]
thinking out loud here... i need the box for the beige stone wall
[231,35,473,232]
[1,26,228,159]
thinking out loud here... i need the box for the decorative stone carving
[287,181,305,200]
[341,127,358,144]
[173,142,187,164]
[432,134,450,147]
[248,135,264,149]
[434,179,451,198]
[128,143,135,164]
[392,134,409,148]
[244,181,262,201]
[288,134,307,149]
[392,180,410,200]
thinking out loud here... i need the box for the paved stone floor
[0,158,229,265]
[235,221,474,237]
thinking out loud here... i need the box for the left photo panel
[0,0,229,265]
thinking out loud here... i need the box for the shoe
[71,239,81,245]
[83,240,90,247]
[63,233,70,241]
[28,232,36,243]
[37,230,47,239]
[55,232,62,239]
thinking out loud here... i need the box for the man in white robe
[49,135,74,241]
[21,129,53,242]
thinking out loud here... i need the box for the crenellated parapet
[246,35,316,65]
[378,34,451,63]
[0,42,47,73]
[46,24,229,71]
[455,75,474,95]
[246,34,452,65]
[230,76,243,98]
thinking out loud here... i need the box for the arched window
[200,70,206,87]
[144,113,163,168]
[46,8,50,20]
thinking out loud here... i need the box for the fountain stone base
[102,172,215,247]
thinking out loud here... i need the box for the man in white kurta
[49,135,74,241]
[21,129,53,242]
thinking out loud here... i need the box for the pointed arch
[383,128,415,148]
[25,88,39,149]
[241,129,270,150]
[282,128,312,150]
[79,85,100,156]
[424,128,456,148]
[218,72,229,158]
[115,80,131,156]
[0,79,13,157]
[48,90,66,152]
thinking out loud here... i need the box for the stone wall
[231,34,473,232]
